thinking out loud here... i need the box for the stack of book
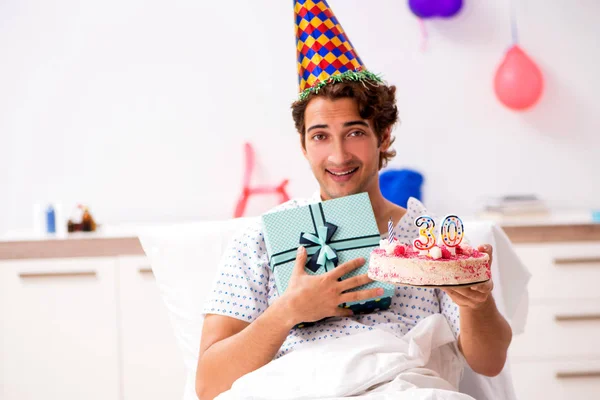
[478,195,550,219]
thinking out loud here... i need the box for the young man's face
[302,97,386,200]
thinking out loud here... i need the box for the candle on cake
[387,217,395,244]
[413,216,436,255]
[440,215,464,256]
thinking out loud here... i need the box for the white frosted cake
[368,215,491,287]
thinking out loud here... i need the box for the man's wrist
[267,297,299,331]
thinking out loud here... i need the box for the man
[196,1,512,399]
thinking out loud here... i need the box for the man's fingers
[338,273,373,292]
[478,244,493,266]
[444,286,487,305]
[470,280,494,294]
[443,288,479,308]
[329,257,366,280]
[333,307,354,318]
[452,286,489,302]
[339,287,384,304]
[292,246,308,276]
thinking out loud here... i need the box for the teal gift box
[261,193,394,316]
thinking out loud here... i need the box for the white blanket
[216,314,475,400]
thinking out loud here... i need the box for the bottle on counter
[46,205,56,234]
[81,206,97,232]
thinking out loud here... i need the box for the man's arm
[196,302,295,400]
[456,293,512,376]
[442,244,512,377]
[196,247,383,400]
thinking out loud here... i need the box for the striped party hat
[294,0,383,100]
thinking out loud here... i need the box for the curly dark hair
[291,80,399,169]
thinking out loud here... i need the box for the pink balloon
[494,45,544,111]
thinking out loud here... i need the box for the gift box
[261,193,394,316]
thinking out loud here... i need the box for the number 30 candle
[413,216,436,255]
[440,215,464,255]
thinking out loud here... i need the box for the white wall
[1,0,599,234]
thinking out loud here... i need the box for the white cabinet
[0,255,185,400]
[514,242,600,300]
[510,301,600,360]
[0,258,120,400]
[117,256,185,400]
[510,241,600,400]
[511,359,600,400]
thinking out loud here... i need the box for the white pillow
[138,217,255,400]
[139,218,529,400]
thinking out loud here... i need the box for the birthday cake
[368,215,491,287]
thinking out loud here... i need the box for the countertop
[1,212,599,260]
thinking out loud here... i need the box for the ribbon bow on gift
[300,222,339,272]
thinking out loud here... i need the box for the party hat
[294,0,383,100]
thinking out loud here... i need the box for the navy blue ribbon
[299,221,339,272]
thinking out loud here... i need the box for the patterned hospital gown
[202,195,460,359]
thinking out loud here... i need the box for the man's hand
[279,246,383,326]
[442,244,494,309]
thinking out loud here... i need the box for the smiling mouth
[326,167,359,177]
